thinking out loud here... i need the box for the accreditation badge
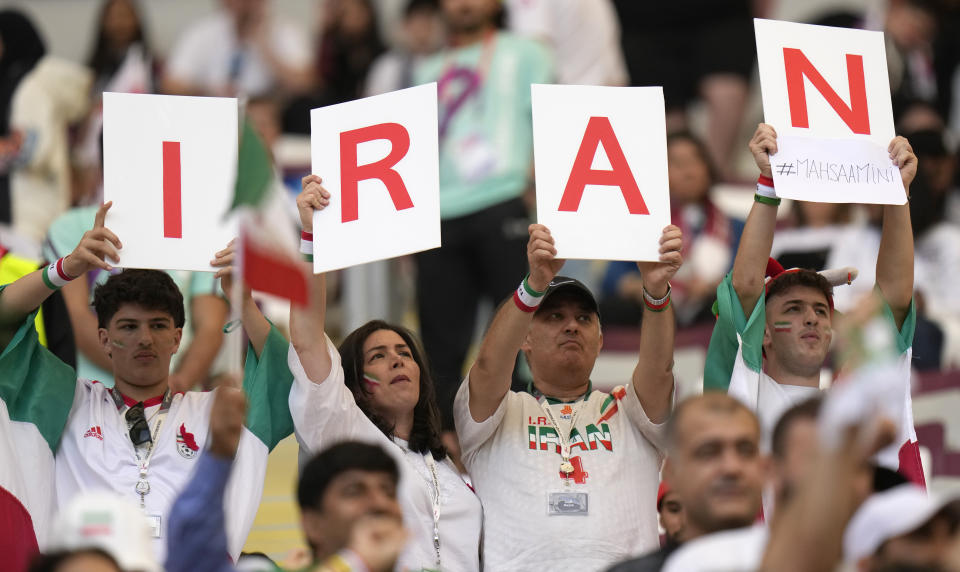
[547,491,588,516]
[454,132,497,183]
[146,513,162,538]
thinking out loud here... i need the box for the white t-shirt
[287,336,483,572]
[55,381,270,563]
[506,0,627,86]
[165,11,310,97]
[663,525,768,572]
[454,379,668,571]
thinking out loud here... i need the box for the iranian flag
[231,119,308,306]
[0,312,74,569]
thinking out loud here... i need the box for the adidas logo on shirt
[83,426,103,441]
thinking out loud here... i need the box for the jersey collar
[525,379,593,405]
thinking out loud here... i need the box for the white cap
[49,491,159,572]
[844,483,958,563]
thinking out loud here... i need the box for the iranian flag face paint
[363,372,381,390]
[773,321,792,333]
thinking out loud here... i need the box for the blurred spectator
[608,393,764,572]
[163,0,312,99]
[283,0,387,133]
[601,132,742,327]
[0,10,91,244]
[844,484,960,571]
[886,0,939,122]
[48,491,159,572]
[506,0,627,87]
[365,0,442,96]
[614,0,757,180]
[75,0,155,206]
[412,0,552,430]
[907,128,960,368]
[28,549,123,572]
[167,392,408,572]
[657,482,687,549]
[43,205,229,390]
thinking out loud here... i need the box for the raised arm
[731,124,780,318]
[875,136,917,329]
[169,294,229,391]
[467,224,563,422]
[632,225,683,424]
[212,240,271,358]
[0,202,120,349]
[289,175,333,383]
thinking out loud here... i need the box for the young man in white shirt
[454,222,682,571]
[0,203,293,562]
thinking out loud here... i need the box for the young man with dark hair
[704,124,923,486]
[0,204,294,562]
[167,387,407,572]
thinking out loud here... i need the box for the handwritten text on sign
[754,19,904,204]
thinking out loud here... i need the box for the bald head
[667,393,760,453]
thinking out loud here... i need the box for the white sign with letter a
[103,92,239,271]
[532,84,670,262]
[754,18,905,204]
[310,83,441,273]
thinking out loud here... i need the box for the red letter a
[558,117,648,215]
[339,123,415,223]
[783,48,870,135]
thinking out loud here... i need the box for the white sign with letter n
[103,92,239,271]
[310,83,441,273]
[754,18,905,204]
[532,84,670,262]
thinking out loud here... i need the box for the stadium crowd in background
[3,0,960,571]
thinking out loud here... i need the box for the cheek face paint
[111,340,126,348]
[363,372,381,390]
[773,321,792,333]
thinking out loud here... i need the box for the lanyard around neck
[424,453,443,570]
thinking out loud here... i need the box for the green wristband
[754,193,782,206]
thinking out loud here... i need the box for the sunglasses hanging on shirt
[125,402,152,447]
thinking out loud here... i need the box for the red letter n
[783,48,870,135]
[558,116,648,215]
[339,123,415,223]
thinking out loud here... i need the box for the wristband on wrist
[756,174,778,199]
[513,274,545,312]
[642,283,672,312]
[300,230,314,262]
[41,257,77,290]
[754,193,781,206]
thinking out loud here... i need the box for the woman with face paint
[213,175,482,572]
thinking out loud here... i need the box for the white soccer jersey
[288,336,483,572]
[0,312,295,563]
[454,377,668,572]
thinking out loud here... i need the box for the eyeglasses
[125,402,152,447]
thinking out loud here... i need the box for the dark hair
[771,396,822,460]
[92,269,185,329]
[338,320,446,460]
[765,269,833,309]
[28,548,121,572]
[667,392,759,452]
[297,441,399,510]
[666,130,718,189]
[0,10,46,134]
[86,0,149,81]
[405,0,439,17]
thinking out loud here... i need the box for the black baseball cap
[538,276,600,318]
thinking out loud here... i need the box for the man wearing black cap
[453,222,683,571]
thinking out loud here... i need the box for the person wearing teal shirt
[412,0,552,430]
[43,205,228,390]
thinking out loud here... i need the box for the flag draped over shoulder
[231,118,308,306]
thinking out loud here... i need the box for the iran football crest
[176,423,199,459]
